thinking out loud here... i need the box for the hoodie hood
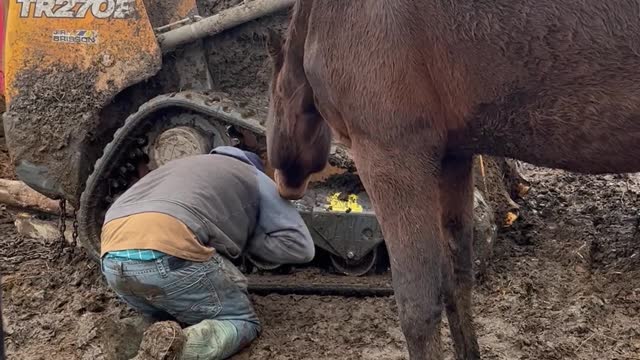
[210,146,265,173]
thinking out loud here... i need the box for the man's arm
[246,172,315,266]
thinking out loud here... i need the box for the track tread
[78,100,148,259]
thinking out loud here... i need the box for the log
[13,212,75,243]
[0,179,73,215]
[158,0,295,53]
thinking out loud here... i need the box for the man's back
[104,153,260,259]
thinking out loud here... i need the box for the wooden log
[0,179,73,215]
[13,212,75,243]
[158,0,295,53]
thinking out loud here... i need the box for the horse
[265,1,640,359]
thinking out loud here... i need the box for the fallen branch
[0,179,73,215]
[158,0,295,53]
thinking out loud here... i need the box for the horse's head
[265,28,331,200]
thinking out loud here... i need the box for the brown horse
[266,1,640,359]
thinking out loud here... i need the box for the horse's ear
[266,28,284,69]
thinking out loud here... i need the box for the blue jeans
[101,253,260,358]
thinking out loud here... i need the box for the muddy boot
[181,320,240,360]
[131,321,186,360]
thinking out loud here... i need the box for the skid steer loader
[2,0,519,277]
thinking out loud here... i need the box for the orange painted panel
[4,0,162,102]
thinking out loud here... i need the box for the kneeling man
[100,146,314,359]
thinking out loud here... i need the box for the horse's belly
[504,136,640,174]
[470,114,640,174]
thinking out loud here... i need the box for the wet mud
[197,0,290,122]
[1,163,639,359]
[0,137,15,180]
[1,2,638,358]
[3,67,111,202]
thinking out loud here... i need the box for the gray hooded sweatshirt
[103,146,314,265]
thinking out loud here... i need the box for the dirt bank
[1,163,639,359]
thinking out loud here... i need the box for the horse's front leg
[352,141,446,360]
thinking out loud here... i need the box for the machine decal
[17,0,136,19]
[327,193,363,213]
[52,30,98,44]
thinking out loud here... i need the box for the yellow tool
[327,192,363,213]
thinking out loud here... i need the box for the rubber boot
[181,320,240,360]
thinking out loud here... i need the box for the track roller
[330,246,380,277]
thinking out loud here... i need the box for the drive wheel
[145,112,230,170]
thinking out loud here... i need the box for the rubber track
[78,97,152,259]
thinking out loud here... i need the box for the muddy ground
[1,136,639,359]
[0,140,15,181]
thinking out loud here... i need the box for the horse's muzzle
[274,170,309,200]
